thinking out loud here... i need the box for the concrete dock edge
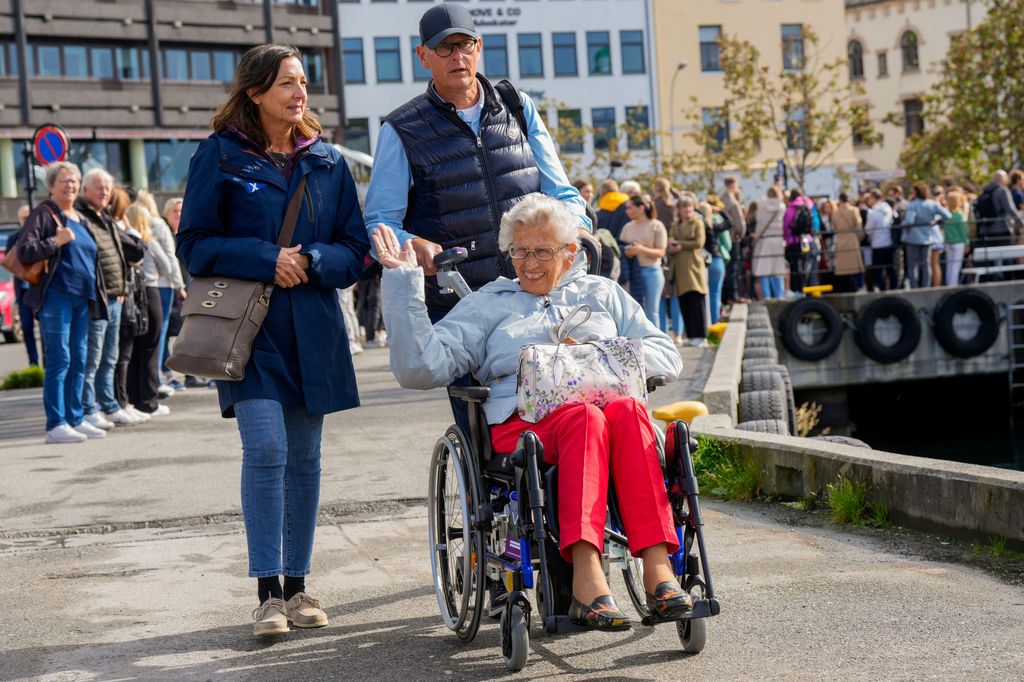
[701,302,747,425]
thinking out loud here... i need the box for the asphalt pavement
[1,344,1022,681]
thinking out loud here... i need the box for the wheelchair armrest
[646,375,669,393]
[449,385,491,402]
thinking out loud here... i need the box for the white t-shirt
[865,201,894,249]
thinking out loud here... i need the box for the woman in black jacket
[18,161,109,443]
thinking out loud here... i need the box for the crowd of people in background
[7,161,189,444]
[561,168,1024,346]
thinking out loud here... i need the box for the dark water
[805,374,1024,471]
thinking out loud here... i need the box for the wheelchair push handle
[435,247,473,299]
[434,247,469,271]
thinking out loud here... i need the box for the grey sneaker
[252,598,289,637]
[285,592,328,628]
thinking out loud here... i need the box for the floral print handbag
[516,304,648,423]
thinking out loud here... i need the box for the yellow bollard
[652,400,709,427]
[707,322,728,339]
[802,284,833,298]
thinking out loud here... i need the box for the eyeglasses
[434,38,479,58]
[508,245,567,261]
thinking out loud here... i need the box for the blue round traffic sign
[33,125,70,166]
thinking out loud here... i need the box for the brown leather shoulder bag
[1,205,62,286]
[167,177,306,382]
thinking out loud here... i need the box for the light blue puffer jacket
[381,255,683,425]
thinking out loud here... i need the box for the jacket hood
[599,191,629,212]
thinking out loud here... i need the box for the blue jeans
[83,298,123,415]
[38,289,91,430]
[659,296,683,334]
[759,275,786,299]
[637,265,664,326]
[156,287,174,382]
[235,399,324,577]
[707,257,726,324]
[18,299,39,366]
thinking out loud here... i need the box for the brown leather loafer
[568,595,632,631]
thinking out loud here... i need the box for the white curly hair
[498,194,578,252]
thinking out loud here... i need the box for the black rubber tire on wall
[739,389,787,423]
[744,346,779,362]
[742,357,777,372]
[736,419,789,435]
[746,326,775,337]
[781,298,844,361]
[853,296,922,364]
[811,435,871,449]
[741,370,786,396]
[742,364,797,436]
[747,316,772,330]
[744,336,776,348]
[932,289,1001,358]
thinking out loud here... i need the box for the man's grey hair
[498,194,578,252]
[81,168,114,191]
[993,169,1009,184]
[620,180,641,196]
[163,197,184,216]
[44,161,81,189]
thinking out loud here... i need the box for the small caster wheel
[677,588,708,654]
[500,603,529,671]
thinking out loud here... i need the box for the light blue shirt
[364,85,591,250]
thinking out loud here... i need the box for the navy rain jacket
[177,130,370,418]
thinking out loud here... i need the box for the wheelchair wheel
[427,426,486,642]
[677,586,708,654]
[501,603,530,672]
[622,556,649,619]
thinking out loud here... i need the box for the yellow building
[651,0,858,195]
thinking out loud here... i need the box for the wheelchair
[426,245,721,672]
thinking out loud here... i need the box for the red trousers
[491,398,678,562]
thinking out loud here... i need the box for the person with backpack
[975,170,1024,247]
[782,188,818,294]
[363,2,590,325]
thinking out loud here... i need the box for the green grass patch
[1,365,43,390]
[694,437,760,501]
[826,476,868,524]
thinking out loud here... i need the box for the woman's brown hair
[629,193,654,219]
[911,181,930,200]
[108,186,131,221]
[210,44,321,149]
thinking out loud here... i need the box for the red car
[0,225,24,344]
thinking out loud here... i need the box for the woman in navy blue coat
[177,44,369,637]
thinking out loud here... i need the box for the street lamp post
[669,61,688,158]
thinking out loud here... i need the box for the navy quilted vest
[385,75,540,313]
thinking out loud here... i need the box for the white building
[846,0,985,177]
[337,0,656,179]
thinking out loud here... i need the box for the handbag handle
[276,176,307,248]
[551,304,591,343]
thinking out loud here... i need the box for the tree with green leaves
[708,27,878,191]
[897,0,1024,182]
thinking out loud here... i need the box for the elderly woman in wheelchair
[374,193,691,632]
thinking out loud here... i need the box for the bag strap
[495,79,528,138]
[552,304,591,343]
[276,176,307,248]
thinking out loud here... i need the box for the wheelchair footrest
[544,615,593,635]
[639,598,720,627]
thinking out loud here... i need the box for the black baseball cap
[419,3,479,50]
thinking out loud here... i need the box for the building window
[702,108,729,152]
[0,43,18,76]
[587,31,611,75]
[342,38,365,84]
[343,118,370,155]
[190,51,212,81]
[903,99,924,138]
[410,36,430,81]
[552,32,577,77]
[375,37,402,82]
[212,51,235,83]
[781,24,804,70]
[164,48,189,80]
[699,26,722,72]
[483,34,509,78]
[901,31,919,72]
[877,51,888,77]
[36,45,61,77]
[592,107,616,151]
[71,141,130,183]
[303,50,325,92]
[786,106,807,150]
[558,109,584,153]
[848,40,864,80]
[145,139,201,193]
[625,105,650,149]
[620,30,645,74]
[63,46,88,78]
[118,47,142,80]
[518,33,543,78]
